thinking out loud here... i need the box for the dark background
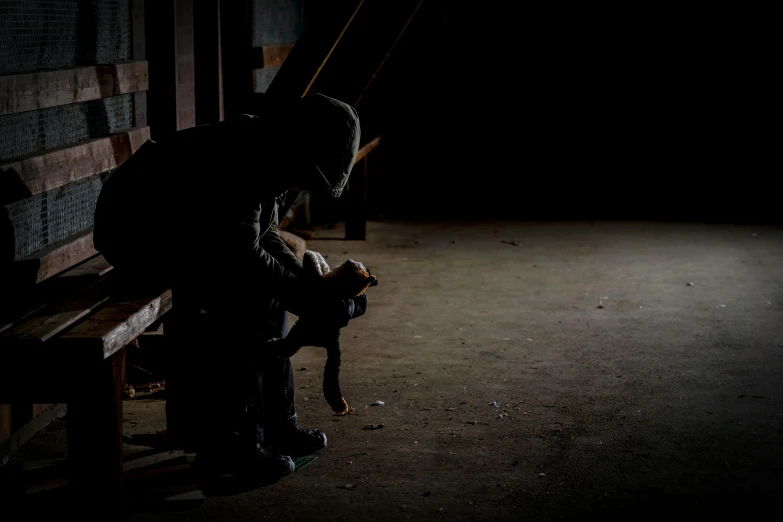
[349,3,775,223]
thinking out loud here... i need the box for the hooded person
[93,93,368,483]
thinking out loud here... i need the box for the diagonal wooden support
[264,1,364,100]
[306,0,425,107]
[265,0,423,105]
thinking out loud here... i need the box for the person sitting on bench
[93,93,367,484]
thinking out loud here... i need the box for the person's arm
[222,202,313,316]
[259,221,368,326]
[260,214,304,276]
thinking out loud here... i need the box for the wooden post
[175,0,196,130]
[345,157,368,240]
[220,0,253,119]
[131,0,147,127]
[194,0,224,125]
[145,0,196,138]
[67,348,126,520]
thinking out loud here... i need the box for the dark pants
[252,304,297,440]
[111,258,298,452]
[165,288,298,452]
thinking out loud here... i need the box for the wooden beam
[0,127,150,200]
[345,157,368,240]
[345,136,381,240]
[59,289,173,359]
[355,136,382,164]
[0,62,149,116]
[0,294,112,346]
[19,229,97,284]
[264,1,364,100]
[175,0,196,130]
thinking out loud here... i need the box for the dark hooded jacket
[93,94,361,315]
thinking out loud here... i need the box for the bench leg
[67,348,126,520]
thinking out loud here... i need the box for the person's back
[95,114,278,278]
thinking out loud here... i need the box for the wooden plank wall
[252,0,305,94]
[0,62,148,116]
[175,0,196,130]
[0,0,152,452]
[2,127,150,197]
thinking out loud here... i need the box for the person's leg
[257,306,296,433]
[257,304,328,457]
[190,297,295,482]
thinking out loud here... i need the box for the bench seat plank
[0,255,111,334]
[0,254,115,344]
[59,289,173,359]
[1,294,112,346]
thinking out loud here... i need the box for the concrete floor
[8,220,783,521]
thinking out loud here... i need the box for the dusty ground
[4,220,783,521]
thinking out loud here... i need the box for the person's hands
[350,293,368,319]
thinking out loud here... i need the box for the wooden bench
[0,1,415,518]
[1,81,377,522]
[0,61,168,518]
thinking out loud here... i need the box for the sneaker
[194,443,295,485]
[265,425,328,457]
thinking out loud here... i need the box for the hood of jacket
[295,93,361,198]
[255,93,361,198]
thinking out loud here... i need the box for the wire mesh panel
[0,0,131,75]
[252,0,303,47]
[0,94,134,162]
[252,0,304,93]
[0,1,135,260]
[4,173,107,260]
